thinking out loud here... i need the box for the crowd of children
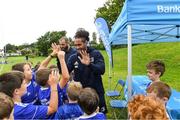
[0,42,106,119]
[127,60,172,120]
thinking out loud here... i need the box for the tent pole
[127,24,132,101]
[108,59,112,90]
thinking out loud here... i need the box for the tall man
[57,36,76,74]
[67,28,107,114]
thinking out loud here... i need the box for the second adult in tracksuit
[67,47,107,114]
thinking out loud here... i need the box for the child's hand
[57,50,65,59]
[48,70,59,86]
[51,43,60,57]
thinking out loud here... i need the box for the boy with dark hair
[0,71,58,119]
[55,81,83,119]
[78,88,106,119]
[146,60,165,82]
[12,62,40,104]
[36,50,69,107]
[0,92,14,119]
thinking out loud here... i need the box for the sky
[0,0,107,48]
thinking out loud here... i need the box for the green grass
[101,42,180,119]
[1,42,180,119]
[102,42,180,91]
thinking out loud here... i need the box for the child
[146,81,172,105]
[36,50,69,107]
[146,60,165,87]
[12,62,40,104]
[0,92,14,119]
[55,81,83,119]
[146,81,172,119]
[78,88,106,119]
[0,71,58,119]
[128,95,168,120]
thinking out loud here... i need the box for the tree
[68,37,73,46]
[5,44,17,53]
[21,48,32,56]
[95,0,124,29]
[36,31,66,56]
[90,32,98,47]
[92,32,97,44]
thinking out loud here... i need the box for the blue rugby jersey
[14,102,48,119]
[54,103,83,119]
[38,84,65,107]
[78,112,106,120]
[21,74,40,104]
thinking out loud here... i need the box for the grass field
[0,42,180,119]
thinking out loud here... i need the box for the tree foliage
[5,44,17,53]
[92,32,97,43]
[36,31,66,56]
[95,0,124,29]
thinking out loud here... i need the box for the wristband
[49,54,54,58]
[51,89,58,92]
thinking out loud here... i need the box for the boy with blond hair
[55,81,83,119]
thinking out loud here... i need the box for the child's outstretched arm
[47,70,59,115]
[57,50,70,88]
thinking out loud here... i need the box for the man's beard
[61,46,68,52]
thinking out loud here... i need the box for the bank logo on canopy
[157,5,180,13]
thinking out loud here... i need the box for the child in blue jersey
[55,81,83,119]
[77,88,106,120]
[12,62,40,104]
[146,60,165,88]
[0,71,59,119]
[36,50,69,107]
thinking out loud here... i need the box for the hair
[48,64,58,70]
[146,81,172,100]
[0,71,24,97]
[12,63,26,72]
[12,62,31,72]
[74,28,89,42]
[146,60,165,77]
[36,68,51,86]
[0,92,14,119]
[67,81,82,101]
[59,36,69,43]
[78,87,99,115]
[128,95,168,120]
